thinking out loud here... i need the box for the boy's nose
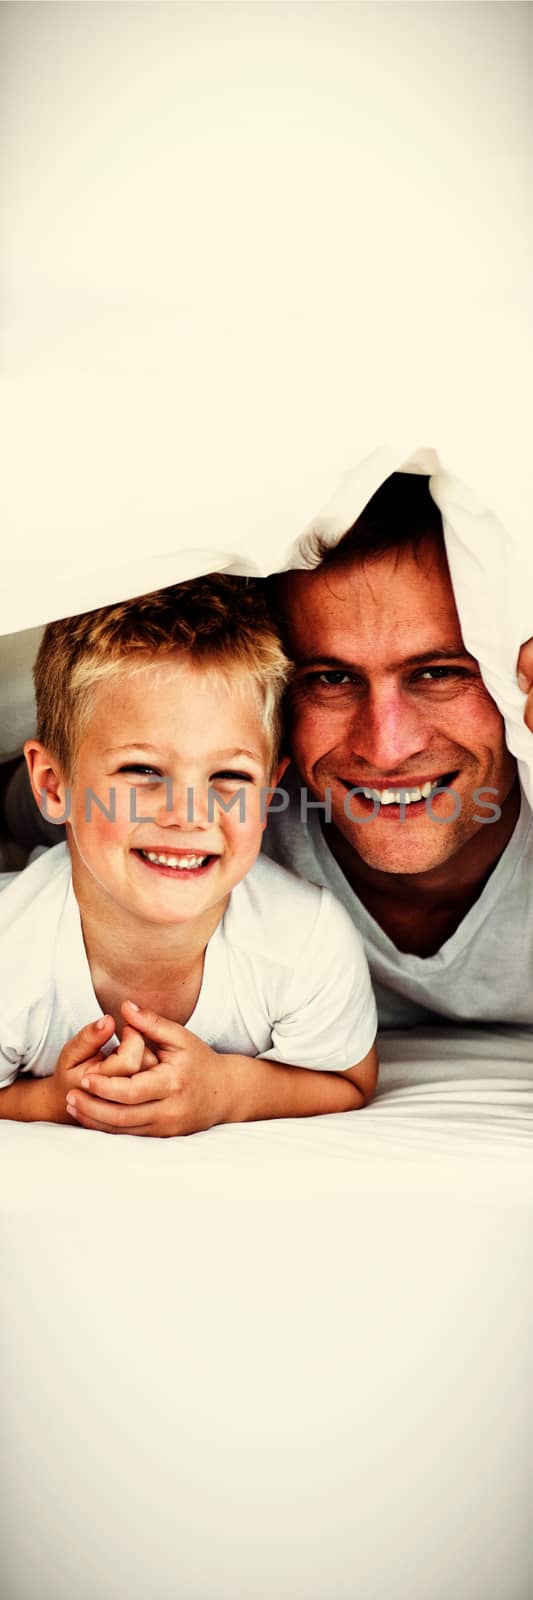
[153,781,210,829]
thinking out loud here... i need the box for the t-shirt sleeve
[259,887,377,1072]
[0,1045,20,1090]
[0,996,49,1089]
[0,1012,28,1088]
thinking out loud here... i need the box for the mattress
[1,1029,532,1600]
[1,448,533,1598]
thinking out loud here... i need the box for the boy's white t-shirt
[0,843,377,1089]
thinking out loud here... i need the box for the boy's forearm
[0,1075,58,1123]
[224,1055,366,1124]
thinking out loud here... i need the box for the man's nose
[153,779,210,829]
[346,685,429,772]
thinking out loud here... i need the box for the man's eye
[414,667,466,682]
[318,671,353,686]
[300,670,355,689]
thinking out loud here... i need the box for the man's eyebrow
[293,655,356,671]
[402,646,474,667]
[292,647,474,671]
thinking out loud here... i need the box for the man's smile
[337,769,460,811]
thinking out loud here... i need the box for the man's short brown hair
[306,471,444,570]
[34,574,291,778]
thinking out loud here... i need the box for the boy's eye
[210,770,254,784]
[118,764,162,779]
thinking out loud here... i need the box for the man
[4,471,533,1032]
[264,472,533,1028]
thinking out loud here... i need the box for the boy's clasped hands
[56,1002,235,1137]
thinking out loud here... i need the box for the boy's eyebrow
[105,743,161,753]
[105,742,263,761]
[213,746,264,762]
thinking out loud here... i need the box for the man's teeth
[141,850,208,869]
[361,779,442,806]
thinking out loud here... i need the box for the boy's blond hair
[34,575,291,778]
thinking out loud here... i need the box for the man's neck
[323,778,522,958]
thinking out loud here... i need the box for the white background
[1,2,532,625]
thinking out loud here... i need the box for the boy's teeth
[360,778,441,806]
[142,850,208,868]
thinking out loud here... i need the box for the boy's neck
[70,850,227,1018]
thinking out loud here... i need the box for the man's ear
[24,741,70,824]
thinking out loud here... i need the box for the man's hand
[65,1000,233,1136]
[517,639,533,734]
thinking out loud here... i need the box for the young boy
[0,576,378,1135]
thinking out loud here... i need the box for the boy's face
[34,658,283,927]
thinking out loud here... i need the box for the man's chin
[335,819,464,877]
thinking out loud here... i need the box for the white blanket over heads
[2,444,533,809]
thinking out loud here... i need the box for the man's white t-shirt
[263,767,533,1030]
[0,843,377,1089]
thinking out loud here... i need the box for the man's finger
[121,999,188,1050]
[517,637,533,692]
[517,639,533,733]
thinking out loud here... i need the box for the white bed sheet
[1,1031,532,1600]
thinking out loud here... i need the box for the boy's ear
[271,755,290,789]
[262,755,290,821]
[24,740,69,824]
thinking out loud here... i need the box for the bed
[1,1027,532,1600]
[1,446,533,1598]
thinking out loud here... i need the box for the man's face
[277,536,517,876]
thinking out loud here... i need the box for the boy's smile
[59,657,280,936]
